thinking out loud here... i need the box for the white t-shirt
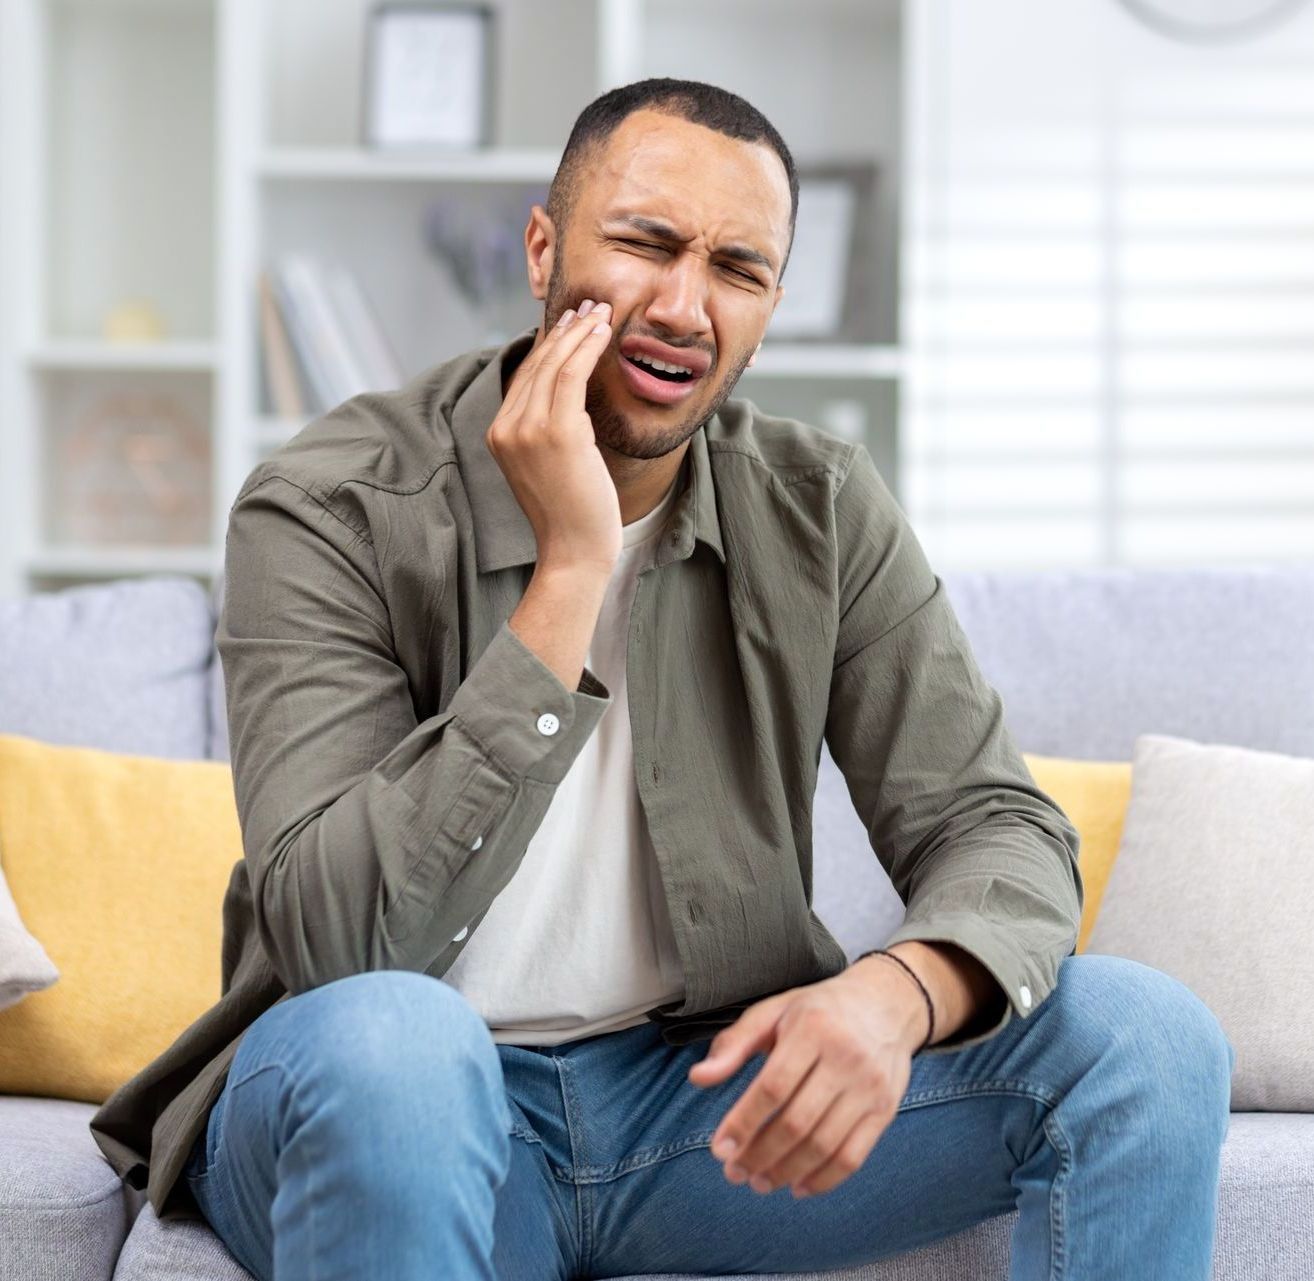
[442,468,687,1044]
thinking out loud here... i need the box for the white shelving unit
[0,0,906,599]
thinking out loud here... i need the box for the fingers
[523,300,610,424]
[549,309,613,417]
[709,1034,818,1166]
[498,299,596,421]
[720,1058,839,1193]
[498,303,579,421]
[789,1106,890,1199]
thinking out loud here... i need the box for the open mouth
[622,352,696,384]
[617,352,702,405]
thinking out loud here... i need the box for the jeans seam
[571,1129,721,1183]
[1041,1107,1073,1280]
[899,1078,1062,1110]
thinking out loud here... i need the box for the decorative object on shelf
[421,190,545,343]
[103,299,166,343]
[1111,0,1310,44]
[769,163,879,343]
[49,383,211,547]
[363,2,495,149]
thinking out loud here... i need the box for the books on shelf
[260,254,405,417]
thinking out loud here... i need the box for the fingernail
[750,1175,773,1194]
[578,299,595,316]
[557,309,574,327]
[726,1162,747,1182]
[593,301,611,315]
[714,1137,737,1158]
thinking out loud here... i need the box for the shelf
[751,344,903,379]
[257,147,560,184]
[25,340,220,372]
[26,545,219,577]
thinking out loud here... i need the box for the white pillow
[0,861,59,1010]
[1084,732,1314,1111]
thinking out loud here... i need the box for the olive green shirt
[89,328,1083,1222]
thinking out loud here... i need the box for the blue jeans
[182,952,1235,1280]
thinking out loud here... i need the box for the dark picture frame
[771,162,880,343]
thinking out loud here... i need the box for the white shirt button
[470,834,483,851]
[1020,984,1033,1009]
[452,926,468,942]
[536,712,560,736]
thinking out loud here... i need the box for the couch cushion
[110,1114,1314,1281]
[113,1201,254,1280]
[1022,753,1132,954]
[0,733,239,1105]
[0,577,214,760]
[0,1095,143,1281]
[0,848,60,1010]
[1086,733,1314,1111]
[939,567,1314,760]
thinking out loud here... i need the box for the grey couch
[2,565,1311,1280]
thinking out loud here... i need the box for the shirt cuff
[877,910,1049,1056]
[443,618,612,783]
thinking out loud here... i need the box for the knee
[1056,954,1234,1127]
[272,970,502,1104]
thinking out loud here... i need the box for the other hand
[686,965,927,1199]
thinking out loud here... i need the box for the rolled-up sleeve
[217,473,611,996]
[824,448,1084,1054]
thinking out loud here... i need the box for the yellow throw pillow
[1022,752,1133,954]
[0,732,241,1103]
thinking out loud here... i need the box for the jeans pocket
[184,1127,210,1182]
[187,1090,224,1181]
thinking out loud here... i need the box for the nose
[643,254,711,339]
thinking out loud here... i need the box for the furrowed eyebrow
[607,214,776,278]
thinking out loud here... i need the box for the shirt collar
[450,327,726,574]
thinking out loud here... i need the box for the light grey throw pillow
[0,862,59,1010]
[1084,732,1314,1112]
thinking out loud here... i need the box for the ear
[525,204,556,301]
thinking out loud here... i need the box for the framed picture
[362,3,495,149]
[769,163,880,342]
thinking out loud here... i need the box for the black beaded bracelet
[855,948,935,1054]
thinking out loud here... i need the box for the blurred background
[0,0,1311,600]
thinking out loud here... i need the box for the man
[90,79,1235,1280]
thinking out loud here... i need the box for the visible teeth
[633,353,693,376]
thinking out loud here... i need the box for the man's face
[536,109,791,460]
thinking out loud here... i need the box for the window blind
[901,0,1314,568]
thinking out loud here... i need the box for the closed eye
[614,236,764,286]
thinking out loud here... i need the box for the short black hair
[546,77,799,279]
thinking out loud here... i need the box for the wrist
[849,949,934,1052]
[534,554,617,585]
